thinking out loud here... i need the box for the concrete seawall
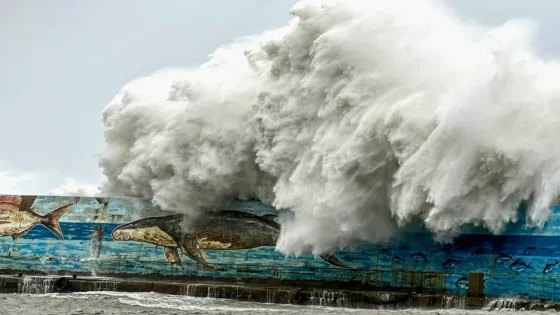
[1,195,560,304]
[1,273,559,311]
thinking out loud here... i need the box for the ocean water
[0,291,545,315]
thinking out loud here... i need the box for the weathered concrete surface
[2,274,412,308]
[468,273,484,298]
[0,268,452,294]
[1,273,556,311]
[0,274,410,307]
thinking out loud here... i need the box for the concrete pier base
[1,274,558,311]
[468,273,484,298]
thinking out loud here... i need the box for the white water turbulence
[99,0,560,257]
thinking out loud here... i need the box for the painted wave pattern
[1,196,560,301]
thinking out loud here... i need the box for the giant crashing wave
[98,0,560,257]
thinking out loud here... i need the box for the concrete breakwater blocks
[0,274,559,311]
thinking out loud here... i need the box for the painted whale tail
[319,253,353,269]
[40,203,74,241]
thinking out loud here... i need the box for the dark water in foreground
[0,292,549,315]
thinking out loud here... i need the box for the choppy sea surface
[0,291,551,315]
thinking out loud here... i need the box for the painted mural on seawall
[0,194,559,300]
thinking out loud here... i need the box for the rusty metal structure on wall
[0,194,556,302]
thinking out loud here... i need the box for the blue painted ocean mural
[3,194,560,301]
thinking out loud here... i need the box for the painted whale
[111,210,352,269]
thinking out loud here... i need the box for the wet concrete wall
[3,275,559,311]
[0,194,558,302]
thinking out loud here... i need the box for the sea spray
[99,0,560,257]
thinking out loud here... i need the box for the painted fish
[0,195,73,240]
[411,252,429,263]
[112,211,353,269]
[544,260,560,274]
[456,275,487,290]
[392,256,404,264]
[442,257,463,269]
[524,246,536,255]
[455,275,469,290]
[509,258,533,274]
[494,253,513,265]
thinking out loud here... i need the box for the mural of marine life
[494,253,513,265]
[455,275,487,291]
[442,257,463,269]
[392,256,404,264]
[379,248,391,254]
[544,260,560,274]
[471,248,487,257]
[509,258,533,274]
[111,210,353,269]
[5,194,560,301]
[455,275,469,290]
[524,246,537,255]
[0,195,74,240]
[411,252,429,263]
[88,225,104,258]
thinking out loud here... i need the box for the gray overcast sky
[0,0,558,194]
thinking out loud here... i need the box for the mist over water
[99,0,560,256]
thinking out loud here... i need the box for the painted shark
[0,195,73,240]
[112,211,353,269]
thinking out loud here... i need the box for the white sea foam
[99,0,560,256]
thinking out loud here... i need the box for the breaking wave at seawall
[99,0,560,256]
